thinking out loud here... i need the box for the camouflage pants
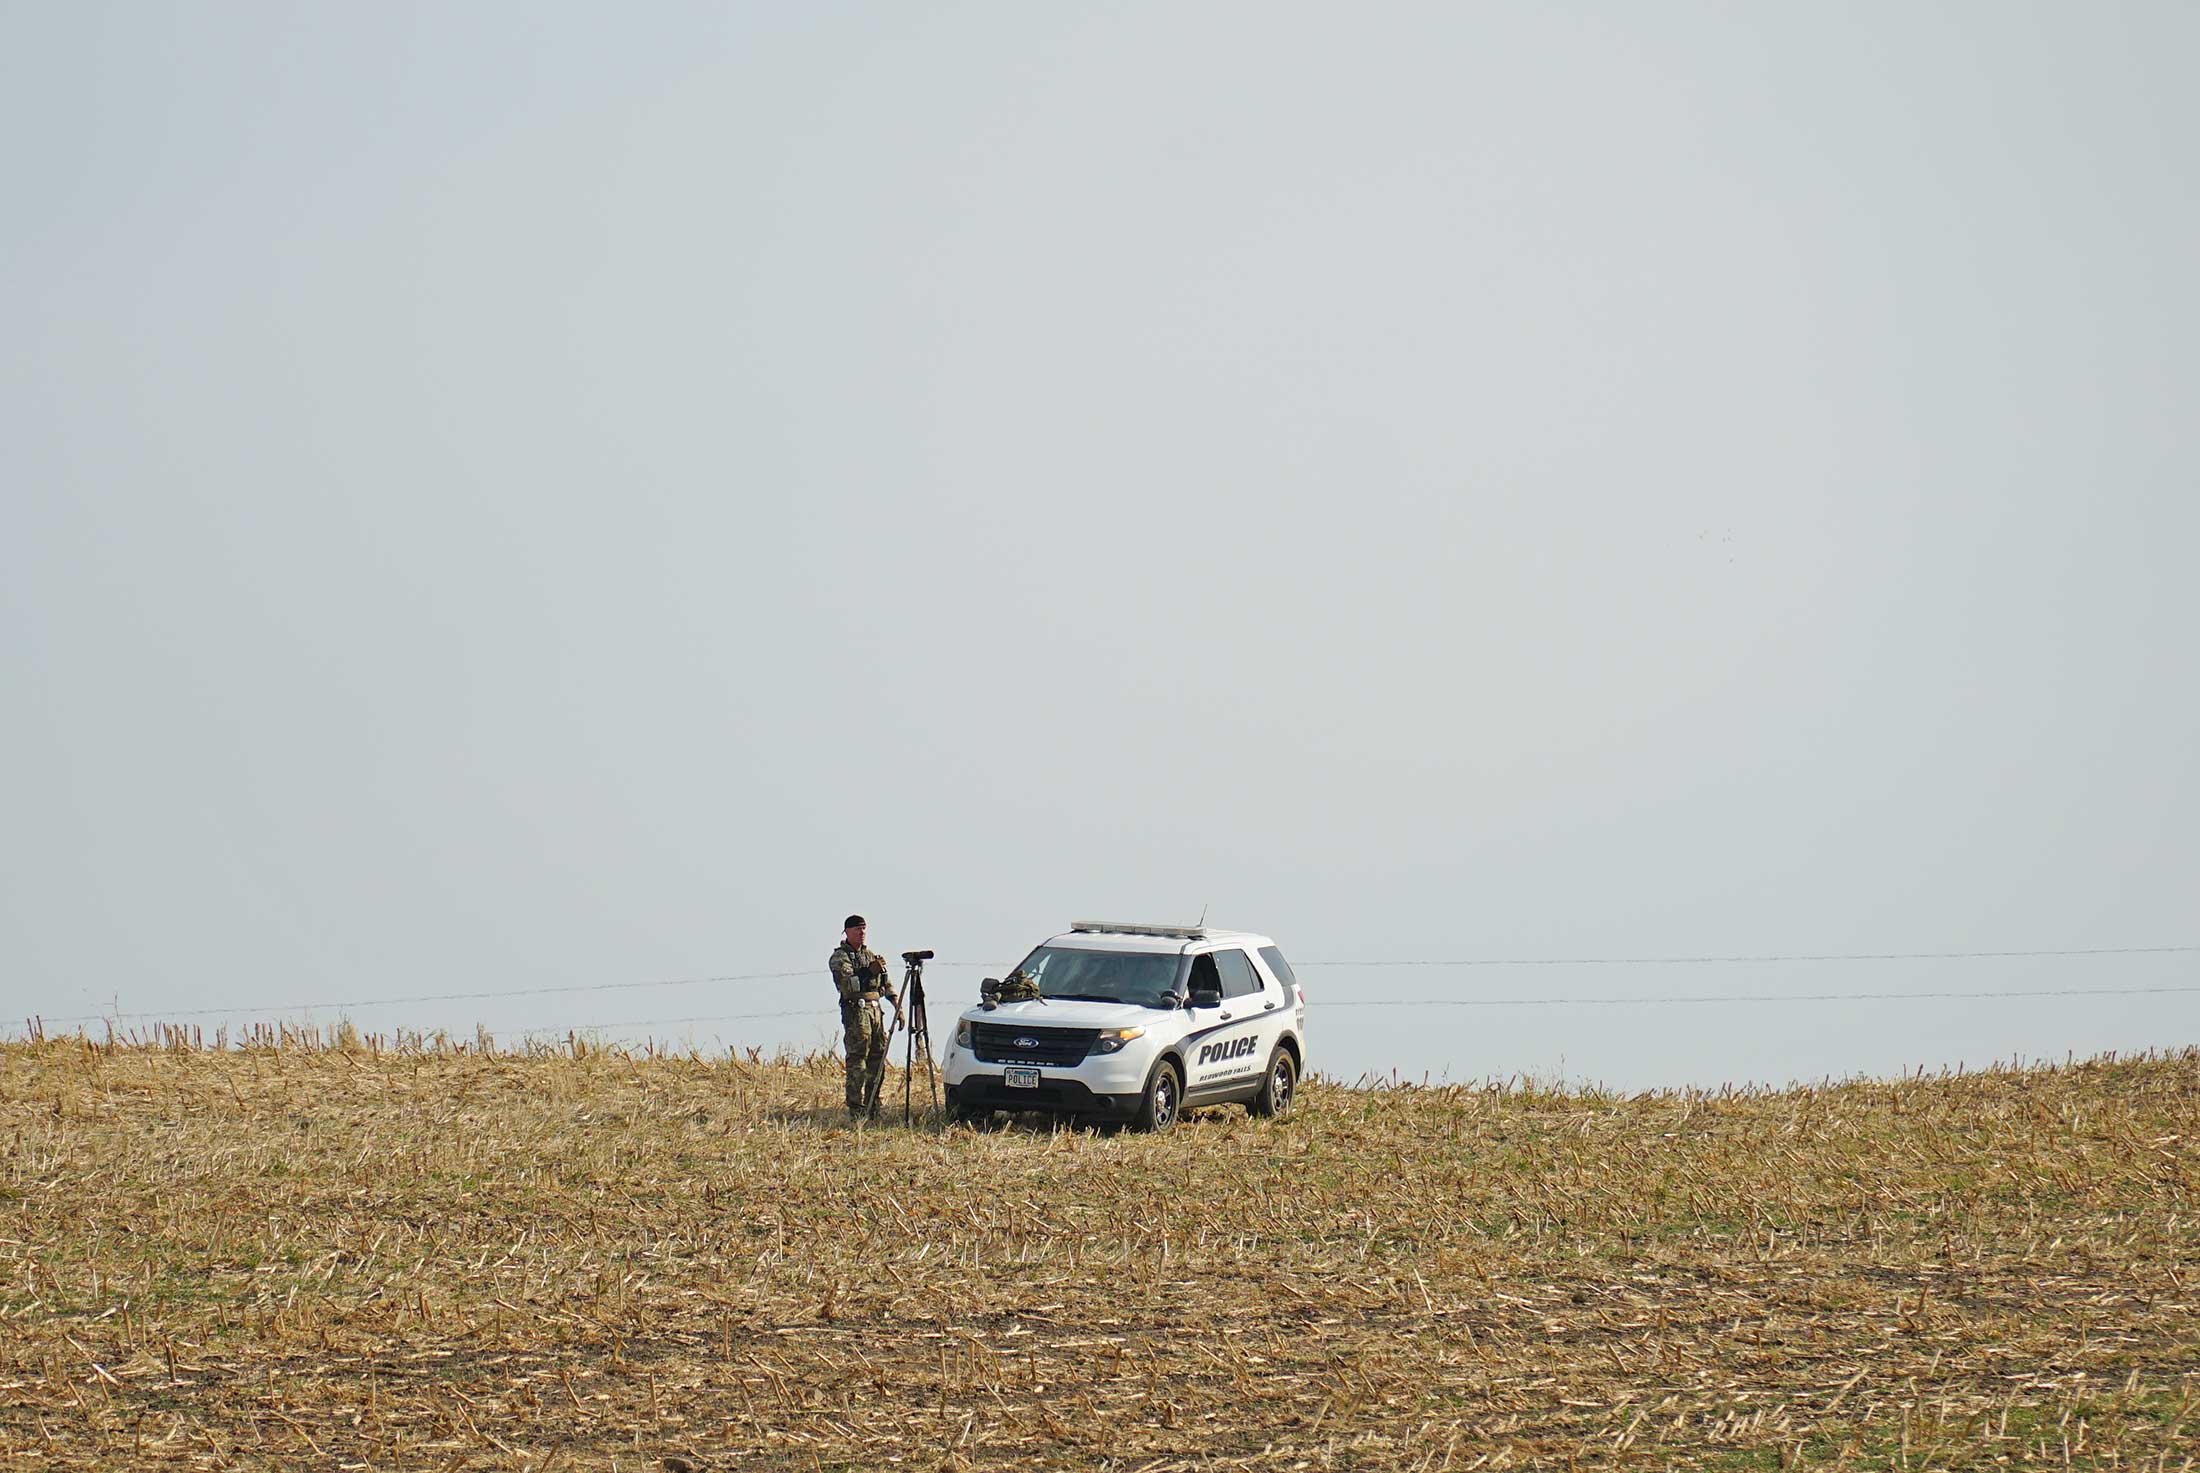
[842,1000,888,1113]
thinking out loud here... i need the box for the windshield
[1009,946,1182,1007]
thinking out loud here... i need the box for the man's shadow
[762,1101,957,1130]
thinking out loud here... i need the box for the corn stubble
[2,1031,2196,1470]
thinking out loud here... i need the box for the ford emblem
[1014,1036,1039,1048]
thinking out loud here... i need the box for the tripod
[894,950,941,1124]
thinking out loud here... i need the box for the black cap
[843,914,865,930]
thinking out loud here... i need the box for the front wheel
[1132,1060,1182,1133]
[1248,1048,1297,1118]
[944,1087,991,1128]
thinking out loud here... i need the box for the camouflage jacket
[829,943,892,1008]
[995,971,1041,1002]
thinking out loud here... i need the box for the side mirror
[1188,987,1223,1009]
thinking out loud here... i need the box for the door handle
[1218,1012,1233,1021]
[1263,1002,1277,1011]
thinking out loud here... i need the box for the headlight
[1088,1027,1145,1055]
[954,1019,972,1049]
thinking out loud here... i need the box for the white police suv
[941,922,1308,1131]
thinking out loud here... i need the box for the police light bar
[1069,920,1213,939]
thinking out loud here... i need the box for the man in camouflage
[829,915,903,1123]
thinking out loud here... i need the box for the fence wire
[23,943,2197,1033]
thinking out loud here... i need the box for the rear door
[1255,944,1305,1043]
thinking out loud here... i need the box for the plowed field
[3,1037,2195,1469]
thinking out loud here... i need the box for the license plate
[1003,1066,1040,1089]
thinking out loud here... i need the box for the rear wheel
[1248,1048,1297,1118]
[1132,1060,1182,1133]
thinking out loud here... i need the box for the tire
[944,1087,989,1128]
[1132,1059,1182,1133]
[1248,1048,1297,1118]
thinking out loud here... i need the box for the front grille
[971,1023,1098,1067]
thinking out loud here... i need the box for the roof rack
[1069,920,1212,940]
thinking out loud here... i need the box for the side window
[1213,948,1263,1000]
[1258,946,1299,998]
[1186,954,1221,997]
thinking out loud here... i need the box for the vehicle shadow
[760,1103,1234,1135]
[959,1108,1239,1136]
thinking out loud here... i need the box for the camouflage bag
[994,971,1042,1003]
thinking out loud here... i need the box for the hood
[958,997,1165,1031]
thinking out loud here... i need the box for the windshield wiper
[1045,992,1121,1003]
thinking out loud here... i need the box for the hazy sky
[5,2,2195,1089]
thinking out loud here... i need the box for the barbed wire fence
[17,944,2199,1044]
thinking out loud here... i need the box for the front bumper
[942,1016,1160,1119]
[947,1075,1142,1120]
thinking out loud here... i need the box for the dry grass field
[2,1032,2196,1471]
